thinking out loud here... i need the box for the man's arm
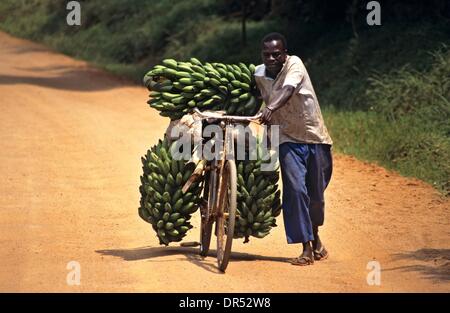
[260,85,295,124]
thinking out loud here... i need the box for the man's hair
[261,32,287,50]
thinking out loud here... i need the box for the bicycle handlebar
[193,108,262,123]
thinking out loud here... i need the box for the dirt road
[0,31,448,292]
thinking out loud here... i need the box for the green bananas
[139,135,281,245]
[234,139,281,241]
[138,137,204,245]
[143,58,262,120]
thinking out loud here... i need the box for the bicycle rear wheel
[200,163,216,256]
[216,160,237,272]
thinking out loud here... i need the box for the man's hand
[259,85,296,124]
[260,107,273,124]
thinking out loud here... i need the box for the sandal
[290,256,314,266]
[313,246,329,261]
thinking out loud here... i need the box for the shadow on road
[96,246,291,274]
[4,45,48,55]
[385,248,450,282]
[0,64,131,92]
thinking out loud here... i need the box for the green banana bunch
[143,58,261,120]
[234,138,281,242]
[138,137,204,245]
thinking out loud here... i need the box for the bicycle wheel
[216,160,237,272]
[199,163,216,256]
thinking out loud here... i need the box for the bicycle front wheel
[216,160,237,272]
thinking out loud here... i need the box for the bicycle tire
[199,163,216,256]
[216,160,237,272]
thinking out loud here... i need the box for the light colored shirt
[254,55,333,145]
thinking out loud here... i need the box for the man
[255,32,333,266]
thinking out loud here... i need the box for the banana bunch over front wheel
[235,140,282,242]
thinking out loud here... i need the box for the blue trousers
[279,143,333,244]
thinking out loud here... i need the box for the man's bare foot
[313,246,329,261]
[312,229,329,261]
[290,242,314,266]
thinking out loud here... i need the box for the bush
[366,46,450,132]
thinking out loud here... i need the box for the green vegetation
[0,0,448,194]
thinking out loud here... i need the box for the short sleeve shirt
[254,55,333,145]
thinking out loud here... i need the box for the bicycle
[190,108,261,272]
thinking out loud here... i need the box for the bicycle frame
[196,108,261,223]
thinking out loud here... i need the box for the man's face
[261,40,287,77]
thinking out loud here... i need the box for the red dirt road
[0,31,448,292]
